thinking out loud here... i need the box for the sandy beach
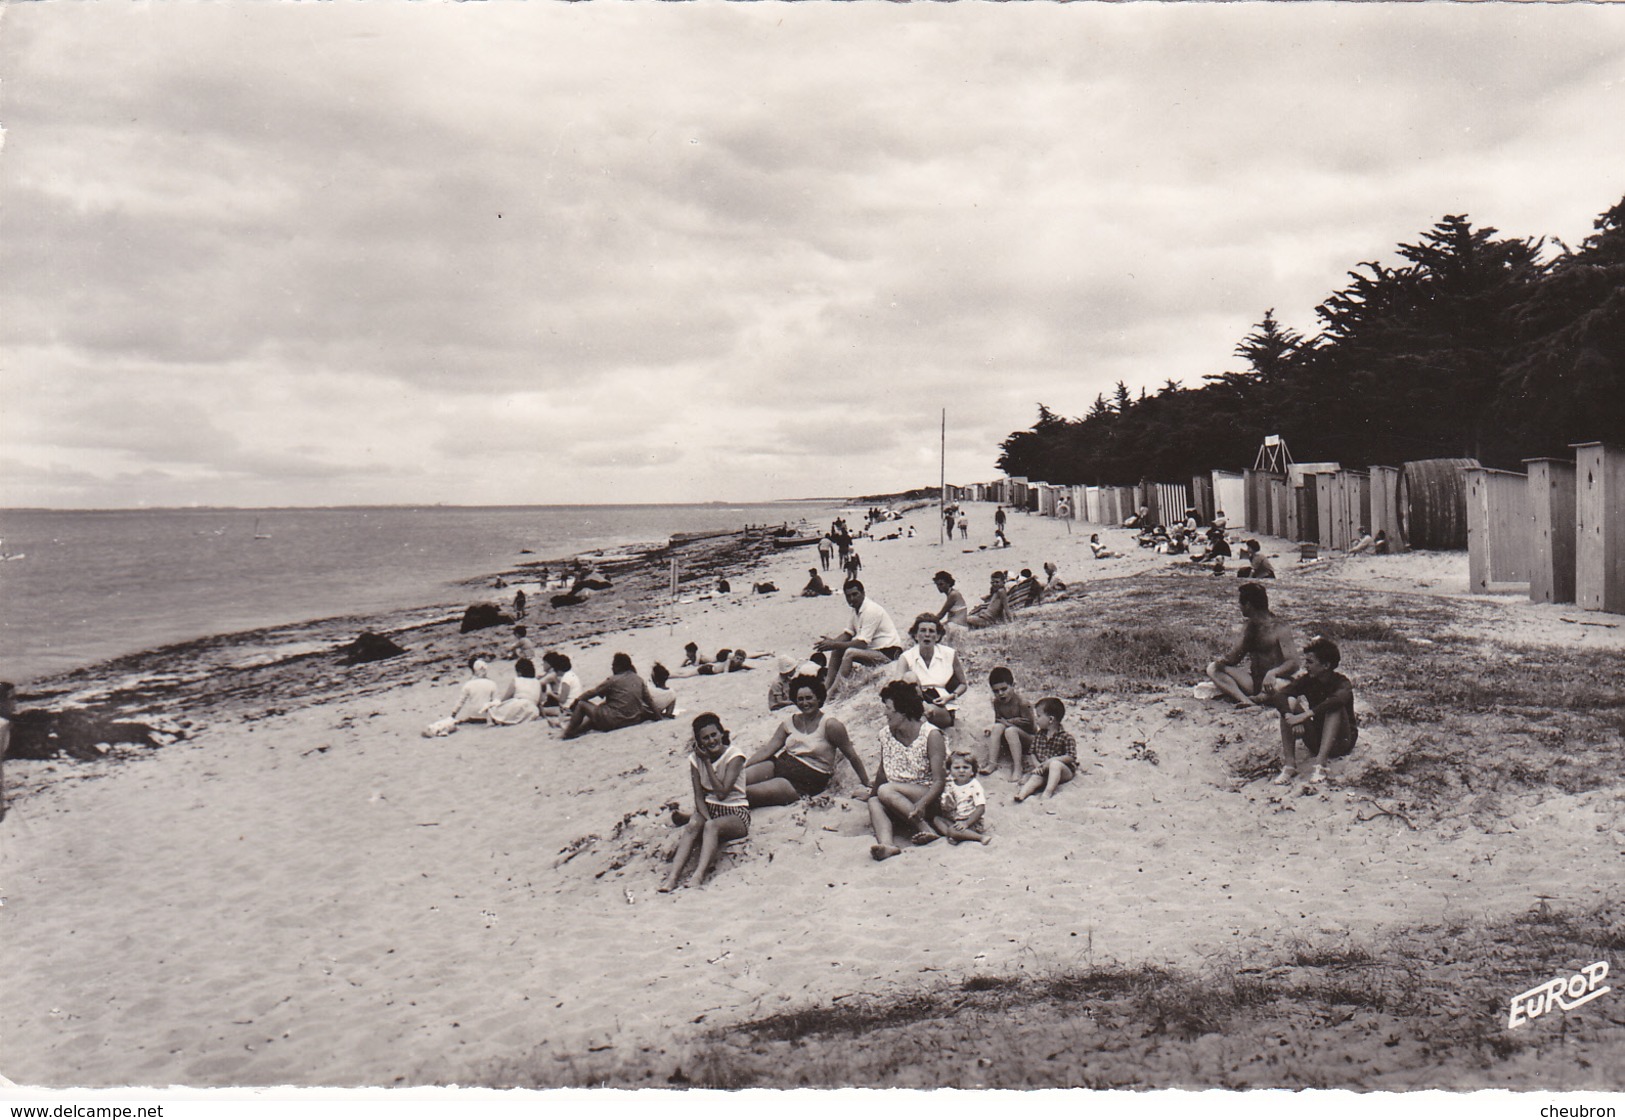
[2,504,1622,1090]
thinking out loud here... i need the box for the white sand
[2,506,1621,1087]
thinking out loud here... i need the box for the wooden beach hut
[1368,466,1405,552]
[1190,473,1215,523]
[1572,443,1625,614]
[1212,471,1246,532]
[1523,458,1576,605]
[1398,458,1480,551]
[1154,482,1191,527]
[1465,467,1531,594]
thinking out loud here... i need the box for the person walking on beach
[1206,583,1301,706]
[957,511,969,540]
[816,580,904,692]
[818,534,836,572]
[994,506,1007,535]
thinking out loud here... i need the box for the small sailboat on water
[0,538,24,561]
[253,518,272,540]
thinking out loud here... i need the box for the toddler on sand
[1014,697,1078,802]
[932,752,992,845]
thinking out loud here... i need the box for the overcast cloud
[4,3,1624,508]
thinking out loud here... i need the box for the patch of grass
[490,903,1622,1089]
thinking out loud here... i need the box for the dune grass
[968,574,1625,812]
[483,901,1623,1090]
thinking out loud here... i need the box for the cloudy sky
[4,3,1624,509]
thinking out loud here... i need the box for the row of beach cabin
[947,442,1624,615]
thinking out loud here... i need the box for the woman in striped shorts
[661,713,751,892]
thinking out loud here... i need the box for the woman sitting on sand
[648,662,678,719]
[743,676,869,807]
[801,568,833,597]
[562,653,662,740]
[487,658,543,725]
[897,614,966,729]
[931,571,969,631]
[858,680,948,861]
[539,651,582,717]
[662,713,750,892]
[967,571,1009,629]
[449,656,499,723]
[1089,534,1120,560]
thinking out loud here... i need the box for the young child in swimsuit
[982,665,1035,780]
[932,752,992,845]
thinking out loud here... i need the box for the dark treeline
[996,199,1625,484]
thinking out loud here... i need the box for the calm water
[0,503,832,686]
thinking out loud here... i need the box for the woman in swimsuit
[859,680,947,861]
[742,676,869,807]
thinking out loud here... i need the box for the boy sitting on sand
[981,666,1035,780]
[931,751,992,845]
[1265,637,1358,787]
[1014,697,1078,802]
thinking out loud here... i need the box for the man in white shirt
[816,580,904,691]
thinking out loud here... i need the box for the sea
[0,503,837,687]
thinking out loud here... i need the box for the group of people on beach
[441,504,1362,893]
[663,561,1360,890]
[661,563,1109,888]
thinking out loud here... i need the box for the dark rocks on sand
[340,632,406,666]
[459,603,514,633]
[8,709,173,761]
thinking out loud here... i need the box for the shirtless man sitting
[1207,583,1301,706]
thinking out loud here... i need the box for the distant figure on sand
[487,658,543,725]
[513,589,527,618]
[1237,540,1275,580]
[995,506,1007,534]
[540,651,582,715]
[562,653,662,739]
[1123,504,1150,529]
[1373,530,1391,555]
[507,625,537,662]
[898,614,966,729]
[860,681,948,861]
[647,662,678,719]
[802,568,833,597]
[931,752,991,845]
[818,535,836,572]
[0,682,14,822]
[816,581,904,691]
[449,657,499,724]
[744,675,869,806]
[1089,534,1120,560]
[967,571,1009,629]
[1347,527,1375,555]
[1206,583,1301,706]
[1263,637,1358,787]
[957,511,969,540]
[661,713,750,892]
